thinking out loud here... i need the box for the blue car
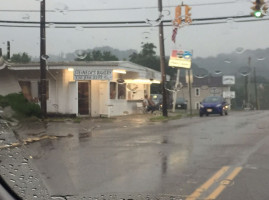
[199,96,229,117]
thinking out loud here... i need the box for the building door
[78,82,90,115]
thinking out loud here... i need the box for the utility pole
[158,0,168,117]
[7,41,10,60]
[188,69,192,116]
[40,0,47,118]
[253,66,259,110]
[244,57,251,109]
[172,69,180,112]
[244,75,248,108]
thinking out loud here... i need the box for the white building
[0,61,168,117]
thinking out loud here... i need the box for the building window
[118,83,126,99]
[196,102,200,110]
[110,82,116,99]
[195,88,200,96]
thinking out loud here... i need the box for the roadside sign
[169,50,192,68]
[222,76,235,85]
[223,91,236,99]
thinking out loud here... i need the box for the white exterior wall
[0,69,21,95]
[91,80,101,117]
[52,69,76,114]
[68,81,78,114]
[109,100,138,116]
[46,72,58,113]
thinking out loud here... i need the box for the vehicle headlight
[216,104,222,107]
[200,104,204,108]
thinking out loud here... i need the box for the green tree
[129,43,176,94]
[129,42,176,77]
[102,51,118,61]
[92,50,103,61]
[10,52,31,63]
[141,43,156,57]
[75,50,119,61]
[129,43,159,71]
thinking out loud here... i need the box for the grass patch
[73,118,82,123]
[0,93,41,119]
[150,114,182,122]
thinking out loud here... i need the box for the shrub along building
[0,61,167,117]
[177,75,232,110]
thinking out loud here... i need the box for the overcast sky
[0,0,268,59]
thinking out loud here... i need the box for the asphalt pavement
[2,111,269,199]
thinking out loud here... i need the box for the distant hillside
[32,47,269,79]
[192,48,269,78]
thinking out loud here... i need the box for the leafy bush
[0,93,41,118]
[0,95,9,108]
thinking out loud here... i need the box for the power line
[0,19,147,24]
[0,15,256,25]
[0,15,268,28]
[0,17,268,29]
[0,1,236,13]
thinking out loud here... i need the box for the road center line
[206,167,242,200]
[186,166,230,200]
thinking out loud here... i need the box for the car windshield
[1,0,269,199]
[203,96,222,103]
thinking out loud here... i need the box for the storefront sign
[74,69,113,80]
[169,50,192,68]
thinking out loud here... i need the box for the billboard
[169,50,192,69]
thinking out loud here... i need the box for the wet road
[16,111,269,199]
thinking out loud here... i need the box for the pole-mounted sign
[169,49,192,68]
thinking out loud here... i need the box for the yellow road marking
[206,167,242,200]
[186,166,230,200]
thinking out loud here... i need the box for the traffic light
[251,0,268,18]
[173,5,182,26]
[185,5,192,24]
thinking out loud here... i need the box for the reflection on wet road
[9,111,269,199]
